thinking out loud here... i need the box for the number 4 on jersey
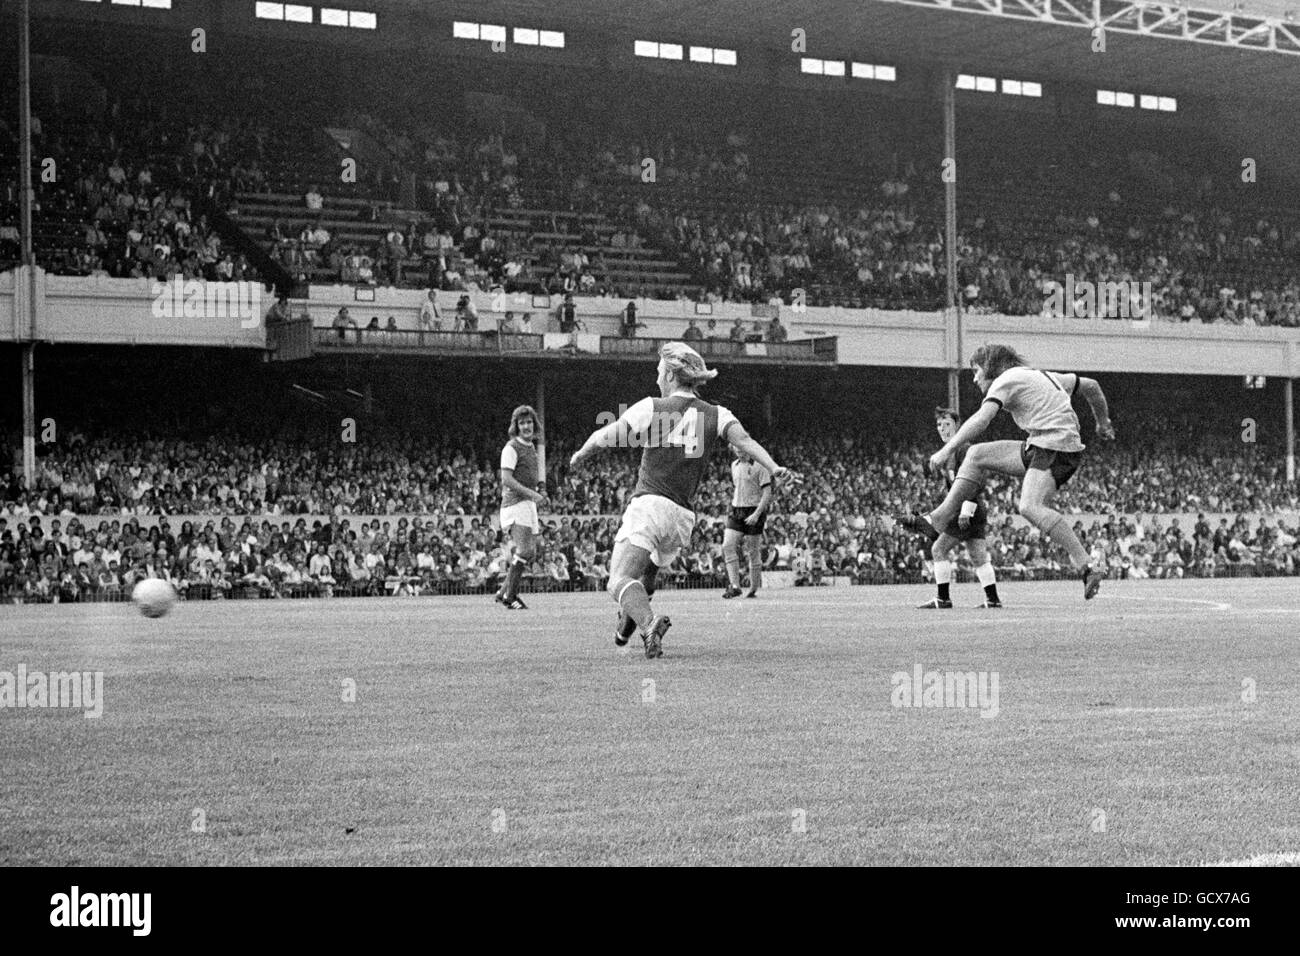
[663,407,700,456]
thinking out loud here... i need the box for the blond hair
[660,342,718,391]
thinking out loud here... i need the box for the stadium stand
[2,30,1298,604]
[4,399,1297,604]
[5,47,1300,324]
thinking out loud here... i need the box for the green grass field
[2,579,1297,866]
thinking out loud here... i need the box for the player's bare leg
[744,536,762,597]
[616,560,659,645]
[1018,468,1101,599]
[608,541,670,658]
[967,539,1001,608]
[919,534,958,608]
[721,528,744,598]
[926,440,1025,530]
[500,523,534,609]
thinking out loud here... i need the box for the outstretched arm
[569,421,621,469]
[727,424,798,484]
[572,398,654,468]
[1077,377,1115,439]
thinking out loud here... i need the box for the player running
[495,405,548,610]
[569,342,797,658]
[917,407,1002,609]
[897,345,1115,600]
[722,449,772,599]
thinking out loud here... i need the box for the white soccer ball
[132,578,177,619]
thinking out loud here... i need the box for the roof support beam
[874,0,1300,56]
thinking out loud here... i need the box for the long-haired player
[897,344,1115,600]
[495,405,547,610]
[917,407,1001,609]
[569,342,797,658]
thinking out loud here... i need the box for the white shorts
[500,500,540,534]
[615,494,695,567]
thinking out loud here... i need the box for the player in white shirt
[898,345,1115,600]
[722,451,772,599]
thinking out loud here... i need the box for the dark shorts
[940,501,988,542]
[1022,443,1082,489]
[726,506,767,535]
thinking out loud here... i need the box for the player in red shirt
[495,405,547,610]
[570,343,797,658]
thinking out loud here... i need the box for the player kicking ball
[897,345,1114,600]
[495,405,548,610]
[722,449,772,599]
[917,407,1001,609]
[569,342,798,659]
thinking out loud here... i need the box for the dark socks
[504,557,526,600]
[640,563,659,599]
[618,612,638,639]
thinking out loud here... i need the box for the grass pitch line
[1110,594,1233,611]
[1201,851,1300,867]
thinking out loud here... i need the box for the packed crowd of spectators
[4,495,1295,604]
[626,161,1300,323]
[9,82,1300,328]
[3,409,1296,602]
[957,201,1300,325]
[639,192,944,311]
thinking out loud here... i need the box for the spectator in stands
[0,222,20,260]
[305,185,323,211]
[384,226,406,284]
[557,294,580,334]
[300,220,330,258]
[619,301,645,338]
[332,306,358,342]
[767,316,788,343]
[418,289,442,340]
[682,319,704,341]
[454,295,479,332]
[266,295,289,326]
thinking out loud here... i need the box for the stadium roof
[414,0,1300,100]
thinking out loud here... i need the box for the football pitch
[2,579,1297,867]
